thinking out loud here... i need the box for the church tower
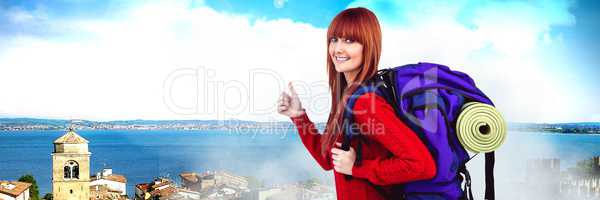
[52,129,91,200]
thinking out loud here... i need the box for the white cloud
[0,0,595,123]
[350,0,590,123]
[0,1,329,122]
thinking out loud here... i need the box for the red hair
[322,7,382,157]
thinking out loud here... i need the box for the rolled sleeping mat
[456,102,507,153]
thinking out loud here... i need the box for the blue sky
[205,0,600,84]
[0,0,598,122]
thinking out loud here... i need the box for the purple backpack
[342,62,495,200]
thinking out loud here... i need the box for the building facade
[90,168,127,196]
[52,129,91,200]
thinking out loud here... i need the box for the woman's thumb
[288,82,298,97]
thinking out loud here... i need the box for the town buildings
[179,171,248,193]
[90,168,128,200]
[135,178,178,200]
[51,129,129,200]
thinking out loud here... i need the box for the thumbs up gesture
[277,82,305,118]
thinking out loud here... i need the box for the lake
[1,130,600,198]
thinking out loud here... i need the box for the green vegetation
[42,193,53,200]
[18,174,40,200]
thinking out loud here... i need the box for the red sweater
[291,92,436,200]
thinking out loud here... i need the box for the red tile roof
[92,174,127,183]
[0,181,31,197]
[179,172,199,183]
[149,186,176,199]
[136,183,150,191]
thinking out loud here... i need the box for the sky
[0,0,598,123]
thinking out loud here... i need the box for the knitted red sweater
[291,92,436,200]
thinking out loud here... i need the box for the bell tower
[52,128,91,200]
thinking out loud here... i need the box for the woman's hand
[277,82,305,118]
[331,142,356,175]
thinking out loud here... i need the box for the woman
[277,7,436,199]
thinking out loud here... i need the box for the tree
[42,193,53,200]
[18,174,40,200]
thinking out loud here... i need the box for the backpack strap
[374,68,401,115]
[341,74,390,180]
[342,69,394,147]
[459,164,474,200]
[459,152,495,200]
[341,85,376,151]
[485,152,495,200]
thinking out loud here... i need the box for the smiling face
[328,37,364,78]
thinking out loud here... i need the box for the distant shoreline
[1,117,598,133]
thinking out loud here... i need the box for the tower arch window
[64,160,80,179]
